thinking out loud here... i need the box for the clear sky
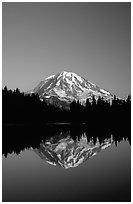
[2,2,131,98]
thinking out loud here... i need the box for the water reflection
[3,124,130,160]
[2,125,131,202]
[34,132,113,168]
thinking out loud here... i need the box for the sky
[2,2,131,98]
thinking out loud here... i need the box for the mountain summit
[28,71,113,106]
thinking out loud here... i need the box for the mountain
[34,132,113,169]
[27,71,113,106]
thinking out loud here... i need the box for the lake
[2,124,131,202]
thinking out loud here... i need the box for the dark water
[2,125,131,202]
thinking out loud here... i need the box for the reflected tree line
[2,87,131,129]
[3,124,130,158]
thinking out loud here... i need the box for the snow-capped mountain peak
[28,71,113,106]
[57,71,83,82]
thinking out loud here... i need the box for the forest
[2,86,131,157]
[2,86,131,131]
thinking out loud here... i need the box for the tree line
[2,86,131,131]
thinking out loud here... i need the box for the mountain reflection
[34,132,113,168]
[3,124,130,162]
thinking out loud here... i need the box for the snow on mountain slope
[28,71,113,104]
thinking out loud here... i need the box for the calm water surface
[2,125,131,202]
